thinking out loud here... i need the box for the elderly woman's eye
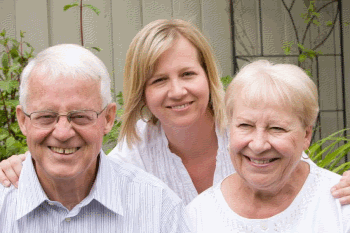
[271,127,285,131]
[239,123,252,128]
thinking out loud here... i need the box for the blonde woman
[1,20,350,206]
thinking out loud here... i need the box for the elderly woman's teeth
[250,158,275,164]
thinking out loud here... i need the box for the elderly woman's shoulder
[187,182,221,213]
[308,160,341,185]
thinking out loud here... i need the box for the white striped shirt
[109,120,235,205]
[0,151,192,233]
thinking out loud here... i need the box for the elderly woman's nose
[248,130,271,154]
[168,79,187,99]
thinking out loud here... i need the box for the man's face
[16,72,116,182]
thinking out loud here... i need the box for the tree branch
[301,0,338,45]
[80,0,84,46]
[312,8,339,51]
[281,0,301,50]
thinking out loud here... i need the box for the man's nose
[51,116,76,141]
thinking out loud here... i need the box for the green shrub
[0,30,33,160]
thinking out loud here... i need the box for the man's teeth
[250,158,276,164]
[172,103,190,109]
[51,147,78,154]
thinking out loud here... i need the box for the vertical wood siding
[0,0,232,98]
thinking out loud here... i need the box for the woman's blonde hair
[225,60,319,128]
[119,19,226,147]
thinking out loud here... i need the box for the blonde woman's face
[144,36,210,129]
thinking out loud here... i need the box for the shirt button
[65,218,71,222]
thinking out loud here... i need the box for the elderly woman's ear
[303,125,313,151]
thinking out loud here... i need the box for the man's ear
[16,105,28,136]
[303,125,313,151]
[103,103,117,135]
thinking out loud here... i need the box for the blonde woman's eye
[152,78,166,84]
[183,71,195,76]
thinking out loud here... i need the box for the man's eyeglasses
[23,106,108,129]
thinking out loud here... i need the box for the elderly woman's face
[229,98,312,192]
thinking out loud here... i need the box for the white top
[186,160,350,233]
[108,120,235,205]
[0,151,192,233]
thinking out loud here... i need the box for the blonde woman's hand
[0,153,27,188]
[331,170,350,205]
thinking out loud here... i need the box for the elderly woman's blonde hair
[225,60,319,128]
[119,19,226,147]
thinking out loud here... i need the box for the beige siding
[0,0,232,99]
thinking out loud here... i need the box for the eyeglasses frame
[22,105,109,129]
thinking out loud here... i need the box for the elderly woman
[1,20,350,206]
[187,60,350,232]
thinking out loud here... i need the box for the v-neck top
[108,120,235,205]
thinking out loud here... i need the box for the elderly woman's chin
[235,158,309,195]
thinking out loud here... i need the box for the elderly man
[0,44,191,232]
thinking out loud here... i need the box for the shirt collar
[16,150,124,220]
[87,150,124,216]
[16,152,49,220]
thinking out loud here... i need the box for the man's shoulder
[0,185,18,216]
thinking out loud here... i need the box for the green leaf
[10,47,19,59]
[5,136,15,148]
[318,140,350,167]
[2,53,9,68]
[116,91,124,106]
[305,69,312,77]
[5,99,19,108]
[0,128,10,141]
[298,54,307,63]
[332,161,350,175]
[282,41,294,55]
[0,29,5,37]
[326,21,333,27]
[91,47,102,52]
[20,30,25,38]
[221,75,233,90]
[312,20,320,26]
[63,2,79,11]
[8,63,21,74]
[0,80,18,92]
[83,4,101,15]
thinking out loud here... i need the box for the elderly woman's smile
[229,99,312,192]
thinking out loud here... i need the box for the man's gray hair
[19,44,112,110]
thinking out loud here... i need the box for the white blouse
[186,161,350,233]
[108,120,235,205]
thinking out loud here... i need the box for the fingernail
[331,187,336,192]
[332,191,340,197]
[16,182,19,188]
[339,198,346,205]
[3,180,11,187]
